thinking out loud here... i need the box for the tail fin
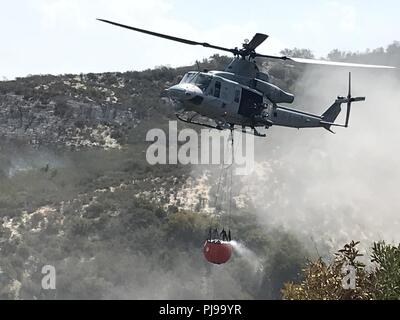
[320,73,365,133]
[322,101,342,124]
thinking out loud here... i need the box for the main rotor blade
[97,19,237,55]
[246,33,269,51]
[289,57,396,69]
[255,53,396,69]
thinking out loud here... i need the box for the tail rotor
[320,72,365,131]
[345,72,366,128]
[345,72,352,127]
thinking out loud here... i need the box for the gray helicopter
[98,19,395,137]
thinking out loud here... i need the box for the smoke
[101,242,266,300]
[242,66,400,254]
[102,251,255,300]
[0,144,66,177]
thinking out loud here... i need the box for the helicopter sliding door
[238,88,263,117]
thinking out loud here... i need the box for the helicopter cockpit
[180,72,212,92]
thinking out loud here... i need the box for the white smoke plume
[240,67,400,254]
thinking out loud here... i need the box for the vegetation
[283,241,400,300]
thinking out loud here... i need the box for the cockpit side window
[234,89,241,103]
[193,74,212,92]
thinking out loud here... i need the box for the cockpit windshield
[180,72,197,84]
[180,72,212,92]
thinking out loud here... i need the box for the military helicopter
[98,19,395,137]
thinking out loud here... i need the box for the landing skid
[176,112,267,137]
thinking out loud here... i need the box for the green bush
[282,241,400,300]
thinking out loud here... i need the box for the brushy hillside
[0,43,399,299]
[0,54,307,299]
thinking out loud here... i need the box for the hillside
[0,43,400,300]
[0,55,309,299]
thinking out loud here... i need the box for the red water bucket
[203,240,232,265]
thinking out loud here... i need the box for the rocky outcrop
[0,93,140,149]
[0,71,167,150]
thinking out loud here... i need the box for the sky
[1,0,399,79]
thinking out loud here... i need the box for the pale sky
[1,0,399,79]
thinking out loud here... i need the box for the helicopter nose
[165,84,203,101]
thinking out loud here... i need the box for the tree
[280,48,315,59]
[282,241,400,300]
[371,241,400,299]
[327,49,348,61]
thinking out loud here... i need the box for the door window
[214,81,221,98]
[234,89,241,103]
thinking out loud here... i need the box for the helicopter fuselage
[166,68,323,131]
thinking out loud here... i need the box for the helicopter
[98,19,395,137]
